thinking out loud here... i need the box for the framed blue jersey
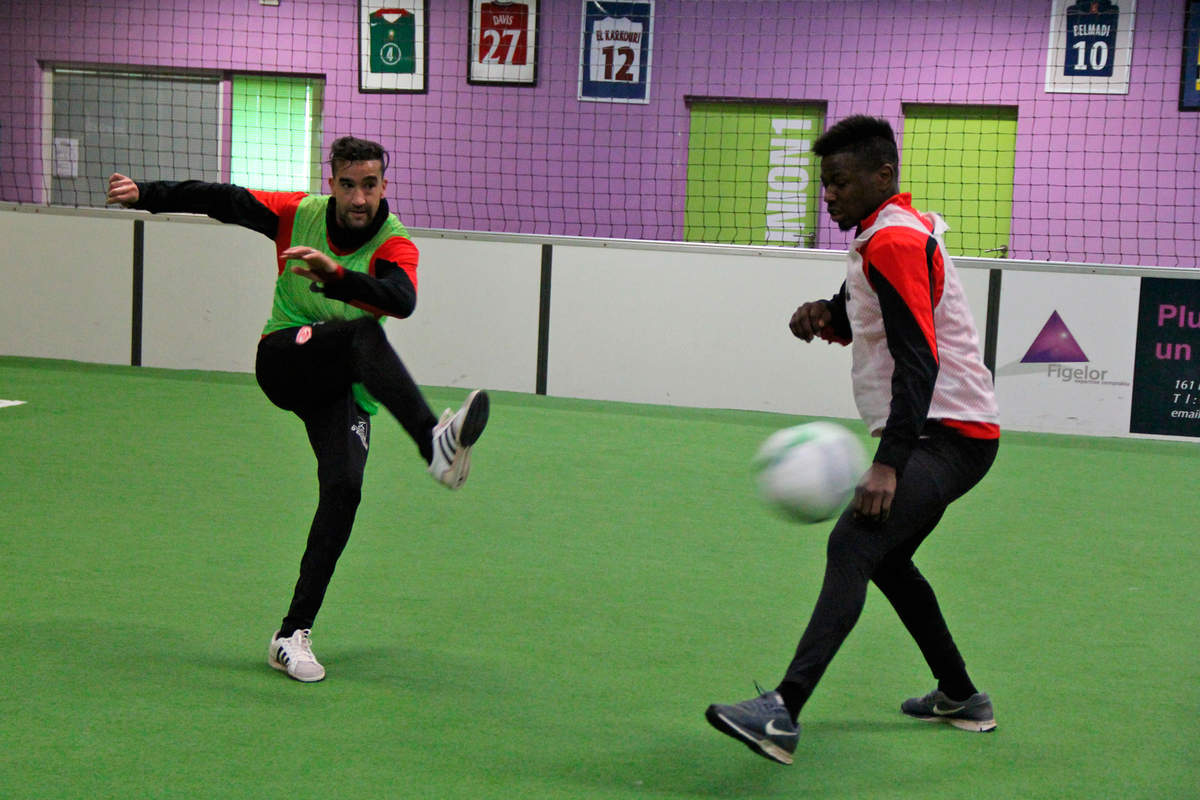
[1183,1,1200,110]
[578,1,654,104]
[1044,0,1136,94]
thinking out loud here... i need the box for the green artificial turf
[1,356,1196,799]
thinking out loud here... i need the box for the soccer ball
[752,421,868,523]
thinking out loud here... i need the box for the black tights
[255,319,439,634]
[778,427,998,717]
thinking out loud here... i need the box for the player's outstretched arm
[106,173,140,207]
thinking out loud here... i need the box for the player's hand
[789,301,832,342]
[283,246,343,282]
[852,462,896,524]
[106,173,140,207]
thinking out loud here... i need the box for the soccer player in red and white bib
[707,116,1000,765]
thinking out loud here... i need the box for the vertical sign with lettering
[578,1,654,103]
[1129,278,1200,437]
[684,102,824,247]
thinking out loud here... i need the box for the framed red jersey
[468,0,539,85]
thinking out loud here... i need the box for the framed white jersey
[1044,0,1136,94]
[578,1,654,103]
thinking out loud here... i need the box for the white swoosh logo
[765,719,798,737]
[933,704,965,715]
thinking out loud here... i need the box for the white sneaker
[428,389,490,489]
[267,629,326,683]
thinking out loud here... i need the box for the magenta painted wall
[0,0,1195,267]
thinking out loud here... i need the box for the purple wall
[1,0,1195,267]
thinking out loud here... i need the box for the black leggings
[780,426,998,710]
[255,318,439,633]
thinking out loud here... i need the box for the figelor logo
[1021,310,1088,363]
[1020,310,1109,383]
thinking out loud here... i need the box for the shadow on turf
[535,717,925,799]
[13,619,492,709]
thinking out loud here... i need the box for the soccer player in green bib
[106,136,489,683]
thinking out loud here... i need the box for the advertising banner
[1129,278,1200,437]
[994,271,1137,435]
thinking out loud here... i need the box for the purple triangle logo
[1021,310,1089,363]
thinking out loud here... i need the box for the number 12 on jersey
[579,0,654,103]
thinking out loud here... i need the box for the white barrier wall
[142,218,279,373]
[549,244,851,416]
[384,236,543,395]
[545,243,992,419]
[1,205,1194,439]
[1,210,132,365]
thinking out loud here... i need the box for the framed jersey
[578,1,654,104]
[468,0,539,85]
[1183,0,1200,110]
[360,2,428,93]
[1044,0,1136,94]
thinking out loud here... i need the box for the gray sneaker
[901,689,996,732]
[705,689,799,765]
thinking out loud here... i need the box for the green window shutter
[901,105,1017,258]
[230,75,322,192]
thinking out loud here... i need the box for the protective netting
[1,0,1196,266]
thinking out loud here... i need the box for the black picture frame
[1182,0,1200,110]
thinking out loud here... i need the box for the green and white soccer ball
[752,421,868,523]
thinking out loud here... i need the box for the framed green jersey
[360,2,428,93]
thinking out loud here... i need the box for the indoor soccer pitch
[1,356,1196,799]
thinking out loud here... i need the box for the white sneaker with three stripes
[267,629,325,683]
[428,389,490,489]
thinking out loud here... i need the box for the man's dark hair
[329,136,390,176]
[811,115,898,172]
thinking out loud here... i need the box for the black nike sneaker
[901,689,996,732]
[705,688,800,765]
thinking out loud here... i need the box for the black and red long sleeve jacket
[133,180,418,320]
